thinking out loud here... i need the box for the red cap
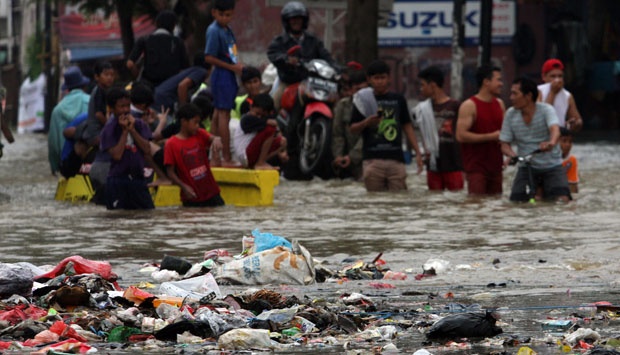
[541,59,564,75]
[346,61,363,71]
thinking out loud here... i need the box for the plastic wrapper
[34,255,117,282]
[195,309,248,336]
[217,328,274,350]
[159,273,221,300]
[123,286,155,306]
[252,229,292,253]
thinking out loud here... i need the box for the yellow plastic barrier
[54,175,95,203]
[56,168,280,207]
[212,167,280,207]
[150,185,182,207]
[150,168,280,207]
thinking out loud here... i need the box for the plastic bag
[252,229,292,253]
[352,87,378,117]
[0,263,36,298]
[123,286,155,306]
[34,256,117,282]
[195,309,248,336]
[213,241,315,285]
[159,273,221,300]
[256,306,299,324]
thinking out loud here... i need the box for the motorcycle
[509,149,542,204]
[277,45,340,178]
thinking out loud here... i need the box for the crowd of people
[43,0,583,210]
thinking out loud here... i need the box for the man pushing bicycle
[500,77,571,203]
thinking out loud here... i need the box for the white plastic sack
[217,328,274,350]
[159,273,221,300]
[213,241,315,285]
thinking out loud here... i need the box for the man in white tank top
[537,59,583,131]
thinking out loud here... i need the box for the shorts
[362,159,407,192]
[465,171,503,195]
[427,170,464,191]
[105,176,154,210]
[510,165,571,202]
[211,68,238,110]
[246,126,282,168]
[183,193,225,207]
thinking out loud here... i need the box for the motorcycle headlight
[317,65,336,80]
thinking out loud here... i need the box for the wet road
[1,133,620,353]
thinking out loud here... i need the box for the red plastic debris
[34,256,117,282]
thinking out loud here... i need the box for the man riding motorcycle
[267,1,339,180]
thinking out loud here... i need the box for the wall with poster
[17,74,46,133]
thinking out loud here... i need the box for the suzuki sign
[379,0,515,47]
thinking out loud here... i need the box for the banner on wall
[58,6,155,62]
[379,0,515,47]
[17,74,46,134]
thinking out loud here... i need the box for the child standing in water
[560,127,579,193]
[164,103,224,207]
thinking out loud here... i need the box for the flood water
[1,133,620,353]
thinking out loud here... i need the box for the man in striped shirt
[500,77,571,203]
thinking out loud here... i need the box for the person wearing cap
[537,58,583,132]
[48,66,91,176]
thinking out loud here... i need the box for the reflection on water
[1,133,620,295]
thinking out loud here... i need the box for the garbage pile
[1,231,620,353]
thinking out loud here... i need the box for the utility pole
[345,0,378,67]
[478,0,492,66]
[43,0,52,133]
[451,0,465,100]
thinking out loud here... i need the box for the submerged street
[1,133,620,353]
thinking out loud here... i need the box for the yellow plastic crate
[151,168,280,207]
[54,175,94,203]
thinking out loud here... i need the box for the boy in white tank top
[536,59,583,131]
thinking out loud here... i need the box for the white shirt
[231,119,255,167]
[538,82,571,127]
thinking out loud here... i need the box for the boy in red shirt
[164,103,224,207]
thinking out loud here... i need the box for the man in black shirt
[267,1,336,110]
[126,10,189,88]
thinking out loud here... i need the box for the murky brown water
[1,133,620,353]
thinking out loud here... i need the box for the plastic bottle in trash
[282,327,301,337]
[242,235,255,255]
